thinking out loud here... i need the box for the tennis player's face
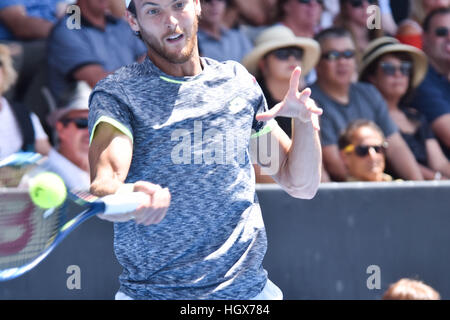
[132,0,201,64]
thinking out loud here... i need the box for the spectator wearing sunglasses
[396,0,449,49]
[197,0,253,62]
[311,27,423,181]
[334,0,385,64]
[360,37,450,180]
[242,25,324,182]
[37,81,91,190]
[277,0,324,38]
[338,120,392,182]
[0,44,51,159]
[410,8,450,160]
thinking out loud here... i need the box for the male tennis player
[88,0,322,300]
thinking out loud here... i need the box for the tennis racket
[0,152,148,281]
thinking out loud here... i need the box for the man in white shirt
[25,82,91,190]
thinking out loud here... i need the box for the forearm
[278,119,321,198]
[14,17,53,39]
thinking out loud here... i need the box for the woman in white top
[0,44,51,159]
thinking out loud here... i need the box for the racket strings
[0,192,63,271]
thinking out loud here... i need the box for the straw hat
[242,25,320,77]
[359,37,428,88]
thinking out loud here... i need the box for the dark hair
[314,27,353,45]
[360,51,415,106]
[338,119,385,150]
[423,7,450,33]
[126,1,142,40]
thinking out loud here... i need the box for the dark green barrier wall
[1,181,449,299]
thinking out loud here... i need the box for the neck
[80,4,106,29]
[429,58,450,80]
[199,21,222,39]
[148,44,203,77]
[282,20,315,38]
[265,77,291,101]
[384,95,401,111]
[317,79,350,104]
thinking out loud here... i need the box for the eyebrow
[141,0,179,7]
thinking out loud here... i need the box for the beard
[139,15,199,64]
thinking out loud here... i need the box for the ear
[339,150,350,168]
[195,0,202,18]
[126,10,140,33]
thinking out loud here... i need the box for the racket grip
[101,192,149,215]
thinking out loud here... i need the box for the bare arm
[89,122,171,226]
[322,144,348,182]
[425,138,450,178]
[385,132,423,180]
[431,115,450,150]
[0,5,53,39]
[250,68,322,199]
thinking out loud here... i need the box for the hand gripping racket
[0,152,148,281]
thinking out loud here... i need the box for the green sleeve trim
[251,119,278,139]
[89,116,133,145]
[159,76,185,84]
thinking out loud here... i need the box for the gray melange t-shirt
[310,82,398,146]
[88,57,272,300]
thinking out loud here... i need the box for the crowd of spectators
[0,0,449,188]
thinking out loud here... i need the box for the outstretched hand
[255,67,323,131]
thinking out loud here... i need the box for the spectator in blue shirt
[411,8,450,159]
[198,0,252,62]
[47,0,147,103]
[0,0,69,102]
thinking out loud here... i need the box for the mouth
[166,33,184,44]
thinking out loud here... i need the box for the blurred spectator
[29,81,91,190]
[311,27,423,181]
[396,0,449,49]
[108,0,126,18]
[47,0,147,103]
[242,25,321,183]
[360,36,450,180]
[321,0,340,29]
[278,0,324,38]
[0,44,51,159]
[410,8,450,159]
[338,120,392,181]
[198,0,253,62]
[383,278,441,300]
[223,0,278,28]
[0,0,69,102]
[334,0,385,62]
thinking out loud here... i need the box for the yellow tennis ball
[29,172,67,209]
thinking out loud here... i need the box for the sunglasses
[379,61,412,77]
[434,26,449,37]
[60,118,88,129]
[348,0,377,8]
[297,0,324,5]
[344,142,388,157]
[321,50,355,61]
[270,47,304,61]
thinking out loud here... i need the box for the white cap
[125,0,131,8]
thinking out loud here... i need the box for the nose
[164,12,179,31]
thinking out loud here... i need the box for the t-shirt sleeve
[411,80,450,123]
[88,79,134,145]
[30,112,48,140]
[48,19,103,79]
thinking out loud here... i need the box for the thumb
[133,181,162,196]
[255,102,282,121]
